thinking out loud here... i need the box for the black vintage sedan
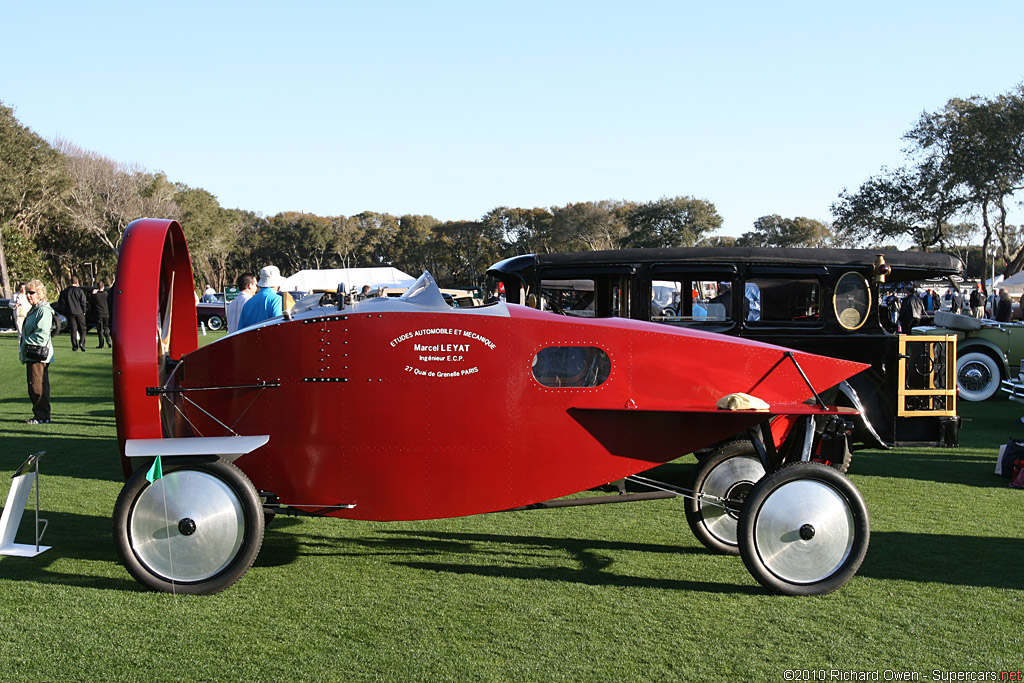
[0,298,67,334]
[197,294,228,331]
[487,246,965,452]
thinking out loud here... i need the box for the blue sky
[3,1,1023,238]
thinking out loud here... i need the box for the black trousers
[95,315,111,346]
[68,313,86,349]
[26,362,50,421]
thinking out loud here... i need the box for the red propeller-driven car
[111,219,871,596]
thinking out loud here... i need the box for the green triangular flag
[145,455,163,483]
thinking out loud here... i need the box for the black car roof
[540,247,961,271]
[491,247,963,277]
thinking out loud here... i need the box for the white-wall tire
[956,351,1002,401]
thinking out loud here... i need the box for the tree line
[832,83,1024,276]
[3,84,1023,298]
[0,101,727,296]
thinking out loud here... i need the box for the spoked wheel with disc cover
[956,351,1002,402]
[685,441,766,555]
[737,461,869,596]
[113,458,264,595]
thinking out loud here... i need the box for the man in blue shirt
[239,265,285,329]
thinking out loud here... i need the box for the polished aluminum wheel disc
[701,456,765,544]
[129,470,245,582]
[753,479,854,584]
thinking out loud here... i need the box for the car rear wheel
[685,441,766,555]
[956,351,1002,401]
[206,315,225,331]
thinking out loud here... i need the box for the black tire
[113,458,264,595]
[206,315,225,331]
[738,462,869,596]
[685,441,766,555]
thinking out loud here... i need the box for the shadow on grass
[860,531,1024,590]
[851,449,1009,488]
[2,395,116,407]
[256,523,761,594]
[264,524,1024,593]
[1,510,306,592]
[0,435,124,483]
[393,560,760,594]
[8,513,1022,594]
[380,529,1024,591]
[257,518,303,568]
[374,529,762,594]
[388,529,767,594]
[634,460,695,487]
[0,510,139,592]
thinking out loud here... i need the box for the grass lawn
[0,329,1022,682]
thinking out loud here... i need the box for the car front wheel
[738,462,869,596]
[113,459,264,594]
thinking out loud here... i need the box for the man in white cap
[238,265,285,329]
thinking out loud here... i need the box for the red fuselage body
[113,220,866,521]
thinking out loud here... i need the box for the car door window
[747,276,821,323]
[650,278,732,326]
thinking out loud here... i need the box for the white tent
[985,273,1009,295]
[281,267,417,293]
[996,271,1024,293]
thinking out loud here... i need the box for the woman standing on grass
[19,279,54,424]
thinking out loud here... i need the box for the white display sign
[0,451,50,557]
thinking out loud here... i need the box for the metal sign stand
[0,451,50,557]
